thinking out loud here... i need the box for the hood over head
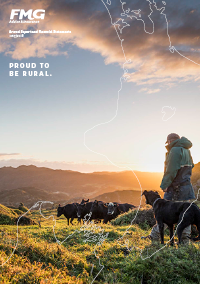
[166,136,192,151]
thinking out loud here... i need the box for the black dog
[142,190,200,245]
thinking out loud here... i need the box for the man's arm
[160,147,182,190]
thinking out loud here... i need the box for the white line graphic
[1,1,200,283]
[1,200,108,284]
[161,106,176,121]
[83,0,200,275]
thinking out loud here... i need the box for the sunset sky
[0,0,200,173]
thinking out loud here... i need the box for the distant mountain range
[0,163,199,207]
[91,190,155,207]
[0,187,68,208]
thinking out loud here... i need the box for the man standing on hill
[142,133,196,244]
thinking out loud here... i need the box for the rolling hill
[0,162,199,207]
[0,165,163,195]
[0,165,163,204]
[91,189,163,206]
[0,187,69,208]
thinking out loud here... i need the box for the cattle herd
[57,199,136,225]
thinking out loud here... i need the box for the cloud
[0,153,20,157]
[139,88,161,94]
[1,0,200,87]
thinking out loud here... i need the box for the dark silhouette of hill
[0,162,200,206]
[191,162,200,184]
[92,189,164,207]
[92,190,143,206]
[0,165,163,199]
[0,187,69,207]
[191,162,200,198]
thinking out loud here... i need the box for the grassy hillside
[190,162,200,199]
[0,204,36,226]
[111,206,156,229]
[1,208,200,283]
[191,162,200,184]
[0,204,18,225]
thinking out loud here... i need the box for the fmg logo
[10,9,45,20]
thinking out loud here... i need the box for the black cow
[119,203,135,212]
[106,202,135,221]
[77,201,93,221]
[57,203,80,225]
[77,200,103,223]
[80,199,89,205]
[103,202,122,223]
[107,202,135,213]
[90,200,117,224]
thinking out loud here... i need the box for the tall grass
[0,208,200,283]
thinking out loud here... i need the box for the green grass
[0,204,35,226]
[0,204,18,225]
[18,203,30,213]
[1,208,200,283]
[111,205,156,230]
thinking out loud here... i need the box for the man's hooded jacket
[160,136,195,201]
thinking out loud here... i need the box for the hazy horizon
[0,162,164,174]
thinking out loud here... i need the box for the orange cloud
[1,0,200,86]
